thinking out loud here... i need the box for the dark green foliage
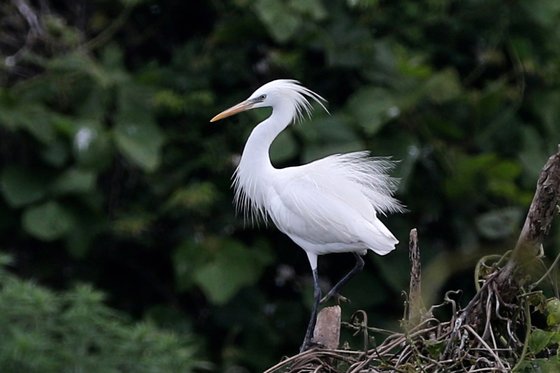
[1,0,560,370]
[0,255,203,372]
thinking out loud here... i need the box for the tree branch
[464,145,560,326]
[512,146,560,260]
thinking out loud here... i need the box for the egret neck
[234,100,295,219]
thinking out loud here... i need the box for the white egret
[211,79,403,351]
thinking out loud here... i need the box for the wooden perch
[407,228,425,326]
[313,305,341,350]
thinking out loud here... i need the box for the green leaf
[521,0,560,28]
[487,160,525,202]
[444,153,497,199]
[114,121,164,172]
[119,0,149,7]
[0,166,47,208]
[48,52,124,88]
[166,182,219,211]
[298,113,363,161]
[72,120,113,171]
[254,0,301,43]
[298,113,357,143]
[378,133,420,191]
[346,87,398,135]
[51,169,96,195]
[112,213,153,237]
[531,90,560,138]
[546,298,560,327]
[517,358,560,373]
[113,83,163,171]
[0,102,56,144]
[425,339,445,358]
[153,90,186,114]
[529,329,558,354]
[422,68,462,103]
[173,240,208,292]
[193,240,273,305]
[117,82,154,120]
[476,207,523,239]
[395,46,432,79]
[324,20,376,68]
[289,0,327,20]
[520,126,550,181]
[65,217,99,259]
[22,201,75,241]
[41,140,70,167]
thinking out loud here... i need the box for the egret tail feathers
[362,220,399,256]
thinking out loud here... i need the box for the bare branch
[12,0,43,36]
[511,145,560,265]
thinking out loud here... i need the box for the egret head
[210,79,327,123]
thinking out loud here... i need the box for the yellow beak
[210,100,255,122]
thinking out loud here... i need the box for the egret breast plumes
[210,79,403,352]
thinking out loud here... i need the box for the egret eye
[258,94,267,101]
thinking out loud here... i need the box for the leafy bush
[0,254,204,372]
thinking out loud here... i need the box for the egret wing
[267,153,400,252]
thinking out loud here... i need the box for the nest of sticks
[265,252,557,372]
[265,147,560,373]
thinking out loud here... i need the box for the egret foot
[319,253,364,304]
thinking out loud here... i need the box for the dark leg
[300,268,321,352]
[321,252,364,303]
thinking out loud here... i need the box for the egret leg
[300,268,321,352]
[321,252,364,303]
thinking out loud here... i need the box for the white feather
[223,79,402,268]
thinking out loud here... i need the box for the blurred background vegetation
[1,0,559,371]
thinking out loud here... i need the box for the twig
[473,253,510,292]
[5,0,44,66]
[79,5,133,51]
[464,325,508,371]
[530,250,560,290]
[511,297,532,372]
[12,0,42,36]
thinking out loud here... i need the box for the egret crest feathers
[256,79,329,123]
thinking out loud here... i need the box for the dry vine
[265,146,560,372]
